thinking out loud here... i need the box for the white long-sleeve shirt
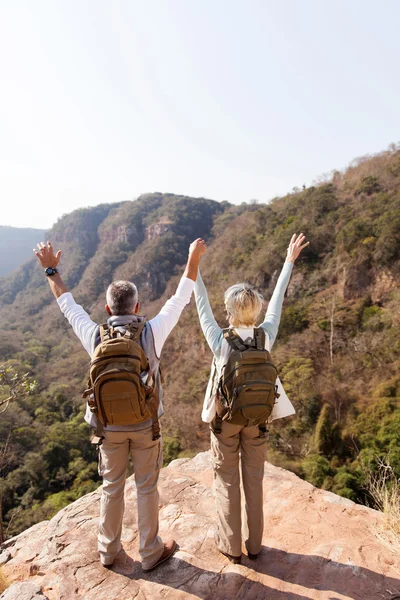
[57,276,195,359]
[57,276,195,429]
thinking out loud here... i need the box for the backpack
[216,327,279,428]
[82,319,160,441]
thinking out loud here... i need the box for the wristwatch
[44,267,58,277]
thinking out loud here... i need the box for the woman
[194,233,309,564]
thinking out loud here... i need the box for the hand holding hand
[286,233,309,264]
[189,238,207,259]
[34,241,62,269]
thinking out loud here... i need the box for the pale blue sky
[1,0,399,228]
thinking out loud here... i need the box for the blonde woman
[194,233,309,564]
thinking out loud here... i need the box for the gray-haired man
[34,238,206,571]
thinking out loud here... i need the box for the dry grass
[365,458,400,552]
[0,567,9,594]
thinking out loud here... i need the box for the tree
[0,365,36,544]
[0,366,37,414]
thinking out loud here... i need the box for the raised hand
[286,233,309,264]
[34,241,62,269]
[189,238,207,258]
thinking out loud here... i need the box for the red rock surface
[1,452,399,600]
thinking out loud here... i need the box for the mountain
[0,226,46,277]
[0,148,400,541]
[0,452,398,600]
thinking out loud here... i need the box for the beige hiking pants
[211,421,268,557]
[97,425,164,569]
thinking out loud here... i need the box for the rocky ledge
[1,452,399,600]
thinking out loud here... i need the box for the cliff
[1,452,399,600]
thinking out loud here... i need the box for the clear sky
[1,0,399,229]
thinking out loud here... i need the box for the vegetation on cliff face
[1,148,400,539]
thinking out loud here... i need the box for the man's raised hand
[34,241,62,269]
[286,233,309,264]
[189,238,207,258]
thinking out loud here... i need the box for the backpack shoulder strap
[254,327,266,350]
[223,328,247,352]
[100,324,111,342]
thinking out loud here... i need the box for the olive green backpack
[215,328,279,431]
[83,320,160,442]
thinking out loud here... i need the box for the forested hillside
[1,149,400,540]
[0,226,45,277]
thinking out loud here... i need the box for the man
[34,237,206,571]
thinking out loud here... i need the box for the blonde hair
[224,283,264,327]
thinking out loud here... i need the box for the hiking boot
[214,531,241,564]
[100,545,125,569]
[245,541,260,561]
[100,554,117,568]
[218,547,242,564]
[142,539,177,573]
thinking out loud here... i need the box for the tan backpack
[83,319,160,442]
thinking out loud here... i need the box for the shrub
[163,436,181,466]
[279,305,309,338]
[314,405,333,455]
[302,454,331,488]
[332,467,360,501]
[355,176,381,196]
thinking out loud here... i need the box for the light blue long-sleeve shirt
[194,260,294,358]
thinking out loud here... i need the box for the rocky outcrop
[146,220,172,241]
[1,452,399,600]
[340,262,373,301]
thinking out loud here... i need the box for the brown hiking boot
[217,547,241,564]
[214,531,241,564]
[142,539,177,573]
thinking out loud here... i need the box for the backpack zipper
[223,363,277,386]
[93,367,143,386]
[232,403,274,414]
[91,354,141,366]
[235,381,276,396]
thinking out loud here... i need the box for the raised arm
[34,241,97,355]
[261,233,309,348]
[34,241,67,299]
[194,270,223,356]
[149,238,206,357]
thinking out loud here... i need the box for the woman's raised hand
[286,233,309,264]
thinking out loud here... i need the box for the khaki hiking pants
[211,420,268,558]
[97,424,164,569]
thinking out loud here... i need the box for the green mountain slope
[1,150,400,539]
[0,226,46,277]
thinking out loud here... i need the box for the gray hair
[224,283,264,327]
[106,280,138,315]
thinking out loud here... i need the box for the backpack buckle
[90,434,103,446]
[213,415,223,435]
